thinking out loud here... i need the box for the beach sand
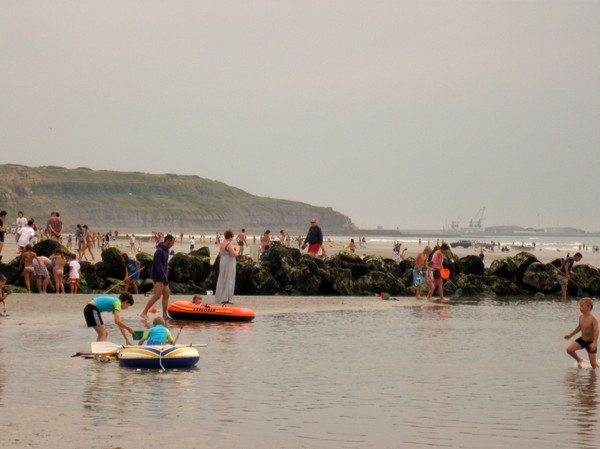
[1,232,598,268]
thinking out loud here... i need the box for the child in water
[426,260,436,301]
[138,317,175,346]
[565,297,599,368]
[0,275,12,316]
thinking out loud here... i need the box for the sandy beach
[2,231,599,268]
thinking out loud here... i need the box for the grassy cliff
[0,164,355,233]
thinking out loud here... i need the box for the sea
[1,298,598,449]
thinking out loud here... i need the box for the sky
[1,1,599,231]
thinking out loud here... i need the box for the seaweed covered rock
[488,257,518,282]
[135,252,154,279]
[33,239,75,259]
[573,264,600,295]
[512,251,540,283]
[289,256,322,295]
[522,262,559,294]
[357,270,404,295]
[101,247,126,279]
[190,246,210,258]
[456,255,485,276]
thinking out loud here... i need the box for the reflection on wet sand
[565,368,598,448]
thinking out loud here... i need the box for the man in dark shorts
[140,234,176,321]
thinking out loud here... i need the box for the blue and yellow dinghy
[118,345,200,369]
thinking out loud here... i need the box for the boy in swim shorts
[83,292,136,345]
[564,297,599,368]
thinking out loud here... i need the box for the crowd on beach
[1,208,599,367]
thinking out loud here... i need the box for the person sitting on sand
[0,274,12,315]
[138,316,175,346]
[564,297,599,368]
[83,292,136,345]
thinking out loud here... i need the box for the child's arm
[114,311,135,345]
[564,319,582,340]
[590,315,599,352]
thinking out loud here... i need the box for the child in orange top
[565,297,599,368]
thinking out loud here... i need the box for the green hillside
[0,164,355,233]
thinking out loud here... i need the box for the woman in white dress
[215,230,238,304]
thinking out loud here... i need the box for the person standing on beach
[122,253,141,294]
[50,249,67,294]
[83,225,95,261]
[83,293,136,345]
[215,230,238,305]
[140,234,175,321]
[430,243,450,301]
[19,244,38,293]
[0,275,12,315]
[302,218,323,255]
[564,297,599,368]
[414,246,432,300]
[46,211,63,242]
[14,211,27,243]
[236,229,247,255]
[69,255,81,294]
[0,210,7,263]
[558,252,583,301]
[75,224,86,259]
[17,219,35,253]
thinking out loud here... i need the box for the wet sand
[5,293,395,318]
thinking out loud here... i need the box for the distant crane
[469,207,485,228]
[450,217,462,230]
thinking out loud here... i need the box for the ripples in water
[0,299,598,448]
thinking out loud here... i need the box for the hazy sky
[2,1,599,231]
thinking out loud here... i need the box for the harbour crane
[469,207,485,228]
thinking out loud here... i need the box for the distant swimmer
[564,297,599,368]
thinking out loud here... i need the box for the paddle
[103,267,145,295]
[92,341,207,353]
[173,327,183,344]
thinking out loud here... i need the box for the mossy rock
[101,247,126,279]
[190,246,210,258]
[33,239,75,259]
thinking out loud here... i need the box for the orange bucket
[440,268,450,280]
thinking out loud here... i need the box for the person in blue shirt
[138,317,175,346]
[121,253,141,294]
[83,292,135,345]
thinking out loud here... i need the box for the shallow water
[1,299,598,449]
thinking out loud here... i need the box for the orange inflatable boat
[167,301,256,322]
